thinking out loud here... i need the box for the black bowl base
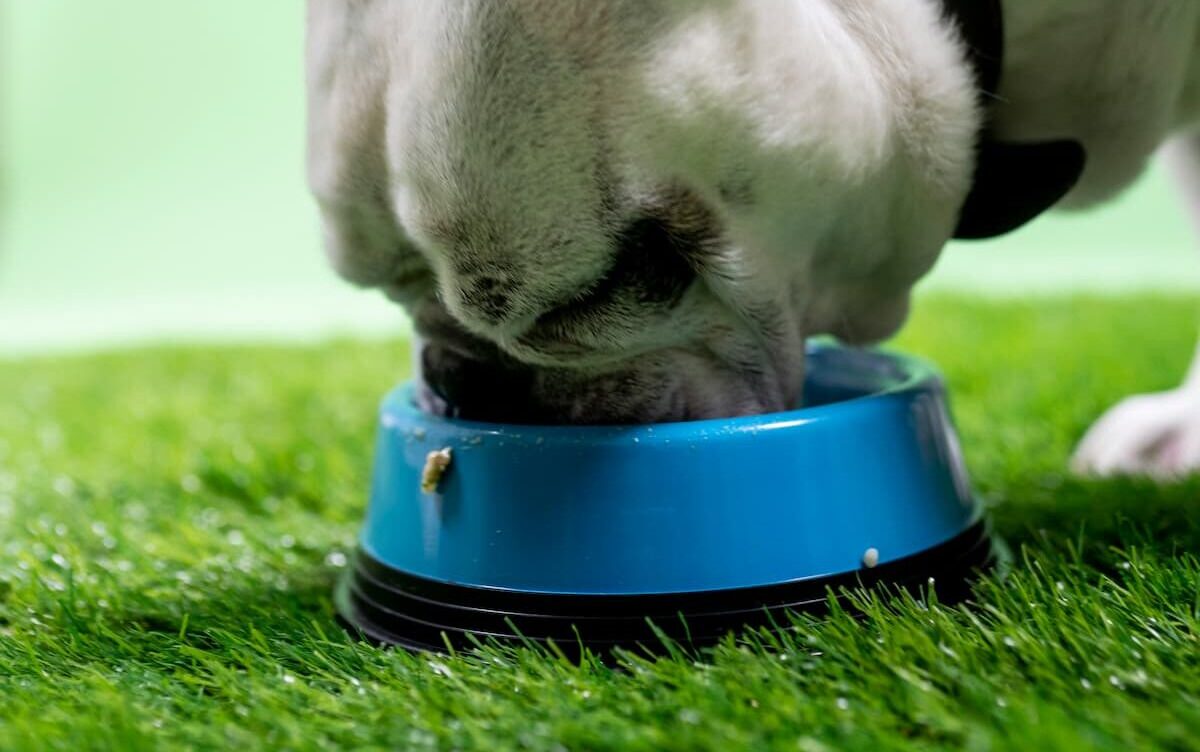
[335,520,998,657]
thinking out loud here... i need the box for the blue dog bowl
[337,344,997,653]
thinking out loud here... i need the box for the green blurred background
[2,0,1197,356]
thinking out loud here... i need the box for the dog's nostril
[469,276,503,294]
[459,275,517,325]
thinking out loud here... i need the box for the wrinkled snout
[416,333,795,426]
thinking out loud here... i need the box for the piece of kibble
[421,448,453,493]
[862,547,880,569]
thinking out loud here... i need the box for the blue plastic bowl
[337,344,996,653]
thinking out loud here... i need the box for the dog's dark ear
[953,139,1087,240]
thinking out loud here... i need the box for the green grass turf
[2,295,1200,751]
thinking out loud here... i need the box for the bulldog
[307,0,1200,477]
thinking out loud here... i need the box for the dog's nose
[459,274,518,326]
[443,268,538,337]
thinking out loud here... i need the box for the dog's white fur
[996,2,1200,478]
[307,1,1200,471]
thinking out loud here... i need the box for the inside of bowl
[406,344,926,425]
[800,346,918,408]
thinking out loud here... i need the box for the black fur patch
[420,343,542,423]
[610,216,700,305]
[524,191,720,340]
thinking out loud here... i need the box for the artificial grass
[1,294,1199,751]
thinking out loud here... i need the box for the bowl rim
[383,344,943,438]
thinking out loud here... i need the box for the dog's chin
[416,340,785,426]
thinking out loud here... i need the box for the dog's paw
[1071,388,1200,479]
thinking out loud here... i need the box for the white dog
[307,0,1200,477]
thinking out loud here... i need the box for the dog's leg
[1072,131,1200,479]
